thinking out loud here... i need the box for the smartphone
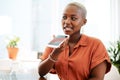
[47,35,69,48]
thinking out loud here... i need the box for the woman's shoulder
[40,47,54,60]
[81,34,103,45]
[83,34,101,42]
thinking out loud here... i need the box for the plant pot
[7,47,19,60]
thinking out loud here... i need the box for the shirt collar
[75,34,88,48]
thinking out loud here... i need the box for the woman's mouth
[63,27,73,31]
[63,27,73,34]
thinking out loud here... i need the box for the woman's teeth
[64,27,72,31]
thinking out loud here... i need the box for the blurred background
[0,0,120,80]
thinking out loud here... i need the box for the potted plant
[107,39,120,74]
[6,36,20,60]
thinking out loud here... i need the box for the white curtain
[110,0,120,41]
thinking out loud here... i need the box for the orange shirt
[40,34,111,80]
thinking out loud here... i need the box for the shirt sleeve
[40,47,53,60]
[90,40,111,73]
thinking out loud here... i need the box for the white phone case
[47,35,69,48]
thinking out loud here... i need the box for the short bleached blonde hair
[66,2,87,18]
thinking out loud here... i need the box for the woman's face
[62,5,86,36]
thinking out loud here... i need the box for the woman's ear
[82,18,87,26]
[83,19,87,25]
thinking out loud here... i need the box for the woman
[38,2,111,80]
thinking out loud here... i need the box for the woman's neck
[69,33,82,44]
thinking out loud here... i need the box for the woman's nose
[65,18,71,24]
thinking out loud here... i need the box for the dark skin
[38,5,107,80]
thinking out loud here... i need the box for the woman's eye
[62,16,67,20]
[71,17,77,21]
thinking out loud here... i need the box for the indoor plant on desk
[108,39,120,74]
[6,36,20,60]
